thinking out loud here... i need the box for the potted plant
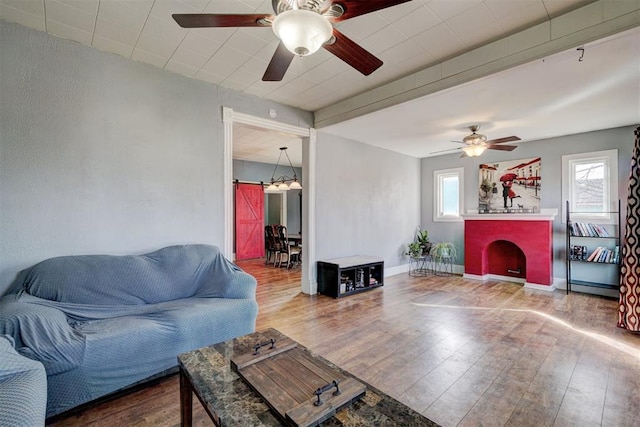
[405,241,423,258]
[430,241,457,261]
[415,227,431,255]
[405,227,431,258]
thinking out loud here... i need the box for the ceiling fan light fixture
[272,9,332,56]
[462,133,487,145]
[462,144,487,157]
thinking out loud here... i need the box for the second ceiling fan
[172,0,411,81]
[428,125,521,157]
[456,125,521,157]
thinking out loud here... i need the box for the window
[562,149,618,221]
[434,167,464,221]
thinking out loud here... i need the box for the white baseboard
[386,263,464,277]
[462,273,555,291]
[385,263,410,277]
[554,277,567,290]
[524,282,556,292]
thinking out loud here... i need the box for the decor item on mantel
[267,147,302,191]
[618,125,640,332]
[478,157,541,214]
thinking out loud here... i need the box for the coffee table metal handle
[313,380,341,406]
[252,338,276,355]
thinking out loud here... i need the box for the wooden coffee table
[178,328,438,426]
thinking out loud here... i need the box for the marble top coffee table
[178,328,438,426]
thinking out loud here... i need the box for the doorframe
[222,107,317,295]
[264,187,287,228]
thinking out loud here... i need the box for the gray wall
[315,133,421,268]
[232,159,302,233]
[420,125,636,280]
[0,21,311,294]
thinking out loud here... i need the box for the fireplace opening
[487,240,526,280]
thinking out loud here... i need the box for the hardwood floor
[48,258,640,427]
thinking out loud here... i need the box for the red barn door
[235,183,264,260]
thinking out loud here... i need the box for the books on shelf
[584,246,620,263]
[569,221,611,237]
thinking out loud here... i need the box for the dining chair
[275,225,301,269]
[265,225,282,266]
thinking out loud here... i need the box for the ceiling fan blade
[487,144,517,151]
[331,0,412,22]
[323,29,382,75]
[485,136,521,144]
[262,42,295,81]
[172,14,272,28]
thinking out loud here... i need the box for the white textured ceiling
[234,124,302,166]
[0,0,596,111]
[1,0,637,164]
[322,26,640,158]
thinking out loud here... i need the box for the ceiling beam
[314,0,640,129]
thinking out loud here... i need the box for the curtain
[618,126,640,332]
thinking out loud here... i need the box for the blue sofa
[0,244,258,417]
[0,335,47,426]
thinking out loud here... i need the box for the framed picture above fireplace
[478,157,541,213]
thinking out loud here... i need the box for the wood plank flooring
[48,259,640,427]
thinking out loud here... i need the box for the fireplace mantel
[462,208,557,221]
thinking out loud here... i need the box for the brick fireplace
[462,210,557,290]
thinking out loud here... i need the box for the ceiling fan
[172,0,412,81]
[429,125,521,157]
[456,125,521,157]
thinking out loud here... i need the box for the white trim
[390,262,465,277]
[554,277,567,290]
[524,282,556,292]
[385,263,410,277]
[222,108,234,260]
[222,107,316,294]
[302,128,317,294]
[488,274,525,284]
[433,167,464,222]
[463,273,555,291]
[462,208,558,221]
[561,149,618,223]
[263,189,287,229]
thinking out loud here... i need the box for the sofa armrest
[0,295,85,375]
[197,261,258,300]
[0,335,47,427]
[221,269,258,299]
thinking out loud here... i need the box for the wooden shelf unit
[317,256,384,298]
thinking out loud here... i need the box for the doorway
[264,189,287,229]
[222,107,317,294]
